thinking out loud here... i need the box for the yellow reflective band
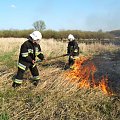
[35,52,43,56]
[21,52,28,57]
[32,64,36,68]
[18,63,26,70]
[70,56,74,59]
[74,49,78,52]
[35,51,41,56]
[33,76,40,80]
[28,49,33,53]
[73,56,79,59]
[70,65,74,69]
[14,79,22,84]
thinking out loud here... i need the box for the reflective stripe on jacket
[18,39,44,69]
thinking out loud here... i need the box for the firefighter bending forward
[12,31,44,88]
[67,34,79,68]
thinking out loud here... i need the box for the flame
[65,56,113,95]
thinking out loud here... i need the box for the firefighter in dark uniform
[67,34,79,67]
[12,31,44,88]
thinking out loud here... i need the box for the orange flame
[65,56,113,95]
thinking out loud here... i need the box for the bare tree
[33,20,46,31]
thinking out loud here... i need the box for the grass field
[0,38,120,120]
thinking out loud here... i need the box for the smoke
[85,4,120,31]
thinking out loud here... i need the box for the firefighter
[12,31,44,88]
[67,34,79,67]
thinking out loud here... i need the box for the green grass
[0,50,17,69]
[0,112,9,120]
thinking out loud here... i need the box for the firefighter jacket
[67,40,79,56]
[18,39,44,70]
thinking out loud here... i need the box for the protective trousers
[68,56,79,66]
[14,65,40,85]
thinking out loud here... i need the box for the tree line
[0,20,115,42]
[109,30,120,37]
[0,29,113,41]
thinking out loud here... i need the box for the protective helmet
[68,34,75,41]
[30,31,42,40]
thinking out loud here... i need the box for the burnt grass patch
[92,50,120,95]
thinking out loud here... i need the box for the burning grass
[65,56,113,95]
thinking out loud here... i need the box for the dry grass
[0,38,25,54]
[0,67,120,120]
[0,38,120,120]
[80,43,119,55]
[0,38,119,57]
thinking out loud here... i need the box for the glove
[38,53,44,61]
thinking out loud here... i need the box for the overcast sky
[0,0,120,31]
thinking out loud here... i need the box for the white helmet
[68,34,75,41]
[30,31,42,40]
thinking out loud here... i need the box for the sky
[0,0,120,31]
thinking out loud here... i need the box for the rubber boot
[32,80,39,86]
[12,82,21,88]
